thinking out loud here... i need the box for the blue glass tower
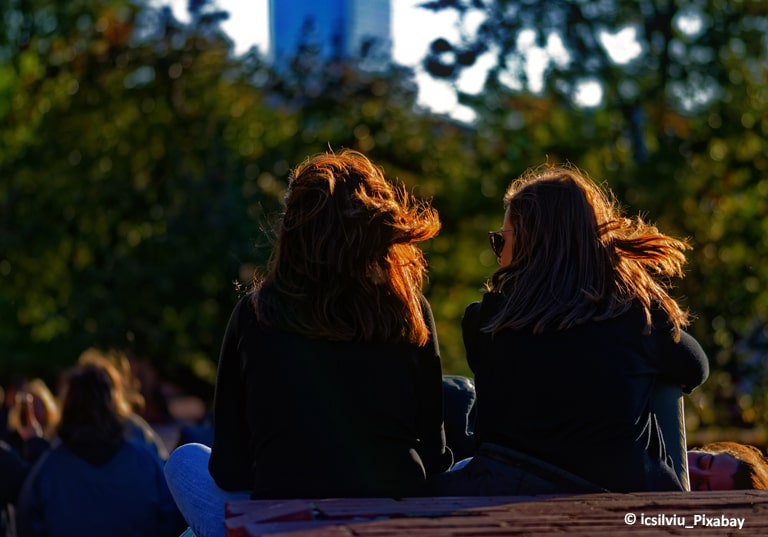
[269,0,391,65]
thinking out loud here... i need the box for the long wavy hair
[255,149,441,345]
[486,164,690,340]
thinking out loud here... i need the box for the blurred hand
[15,392,43,441]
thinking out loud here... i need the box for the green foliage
[0,0,491,389]
[3,0,768,431]
[0,0,281,394]
[421,0,768,428]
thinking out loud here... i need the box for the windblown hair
[486,164,690,340]
[57,364,126,451]
[698,441,768,490]
[255,149,441,345]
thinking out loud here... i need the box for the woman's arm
[208,296,253,491]
[416,298,454,475]
[656,327,710,394]
[461,302,483,373]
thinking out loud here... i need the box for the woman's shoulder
[22,444,77,486]
[462,293,504,326]
[110,440,167,476]
[601,302,670,333]
[225,290,260,329]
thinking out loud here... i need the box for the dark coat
[457,296,709,493]
[208,293,453,499]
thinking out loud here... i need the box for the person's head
[688,441,768,490]
[485,163,690,338]
[77,348,138,418]
[57,364,126,452]
[256,149,440,345]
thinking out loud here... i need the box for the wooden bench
[225,490,768,536]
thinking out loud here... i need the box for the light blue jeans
[164,443,250,537]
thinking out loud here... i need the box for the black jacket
[462,295,709,492]
[209,293,453,499]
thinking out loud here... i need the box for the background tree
[0,0,284,397]
[0,0,487,395]
[3,0,768,435]
[421,0,768,429]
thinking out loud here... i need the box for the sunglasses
[488,229,513,258]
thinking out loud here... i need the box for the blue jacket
[16,440,184,537]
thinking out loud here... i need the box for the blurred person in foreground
[435,163,709,496]
[164,149,452,537]
[15,364,184,537]
[688,441,768,491]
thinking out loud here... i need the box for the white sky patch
[159,1,622,119]
[518,28,536,49]
[525,48,548,93]
[573,78,604,108]
[392,0,461,67]
[460,8,486,40]
[456,49,495,94]
[599,26,643,64]
[545,33,570,67]
[674,9,705,38]
[219,0,269,55]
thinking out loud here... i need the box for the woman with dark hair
[436,164,709,495]
[688,441,768,491]
[165,149,452,537]
[78,348,169,460]
[15,365,184,537]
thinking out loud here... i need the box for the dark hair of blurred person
[78,348,169,460]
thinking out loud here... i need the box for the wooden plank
[225,491,768,537]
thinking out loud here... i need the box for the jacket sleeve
[655,323,710,394]
[208,295,253,491]
[461,302,483,374]
[416,297,454,475]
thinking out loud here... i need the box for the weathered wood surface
[225,489,768,536]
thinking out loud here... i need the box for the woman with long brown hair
[437,164,709,495]
[165,149,452,537]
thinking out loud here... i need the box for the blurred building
[269,0,391,66]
